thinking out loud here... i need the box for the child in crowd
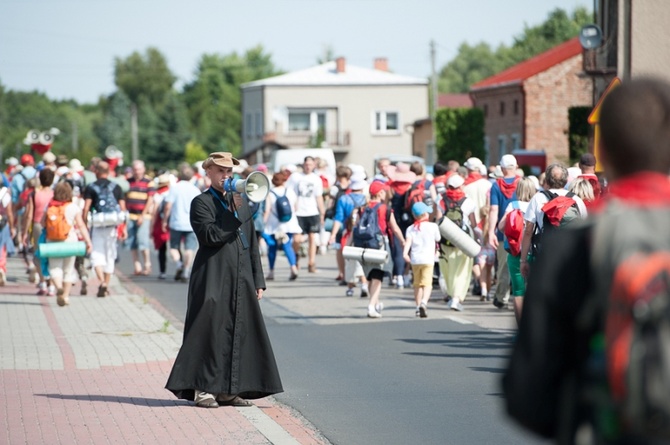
[403,202,440,318]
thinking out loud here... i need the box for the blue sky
[0,0,590,104]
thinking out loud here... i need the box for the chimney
[335,57,346,73]
[374,57,388,72]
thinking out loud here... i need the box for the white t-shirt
[405,221,441,265]
[287,172,323,217]
[463,178,492,224]
[525,189,588,230]
[263,185,302,235]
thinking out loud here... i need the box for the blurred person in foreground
[503,78,670,444]
[166,152,282,408]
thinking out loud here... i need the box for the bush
[435,108,485,163]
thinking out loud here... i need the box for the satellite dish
[579,24,603,49]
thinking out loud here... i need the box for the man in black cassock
[166,152,283,408]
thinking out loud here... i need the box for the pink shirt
[33,189,54,223]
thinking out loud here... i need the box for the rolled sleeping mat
[89,211,127,227]
[342,246,388,265]
[38,241,87,258]
[438,217,481,258]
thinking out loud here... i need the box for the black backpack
[271,190,292,223]
[90,181,120,214]
[353,203,383,249]
[531,191,579,256]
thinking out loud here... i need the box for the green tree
[435,108,485,162]
[114,47,176,106]
[439,7,592,93]
[184,140,208,165]
[95,91,132,159]
[181,45,282,156]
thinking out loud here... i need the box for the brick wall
[523,54,592,164]
[471,85,524,165]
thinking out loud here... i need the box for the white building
[240,57,428,175]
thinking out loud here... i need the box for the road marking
[237,405,301,445]
[446,316,474,324]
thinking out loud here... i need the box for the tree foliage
[439,7,592,93]
[114,47,176,106]
[568,106,591,163]
[435,108,485,163]
[182,46,282,157]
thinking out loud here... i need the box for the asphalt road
[116,246,548,445]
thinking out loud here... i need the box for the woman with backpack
[23,168,55,295]
[43,182,92,307]
[262,171,301,281]
[497,177,537,322]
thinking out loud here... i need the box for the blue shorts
[169,230,198,251]
[126,218,151,250]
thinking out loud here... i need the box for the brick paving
[0,256,329,445]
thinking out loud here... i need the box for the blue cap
[411,201,432,217]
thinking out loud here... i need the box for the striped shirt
[126,176,155,216]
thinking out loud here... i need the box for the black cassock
[166,188,283,400]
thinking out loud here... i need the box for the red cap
[20,154,34,166]
[369,180,389,196]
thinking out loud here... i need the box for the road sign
[588,77,622,172]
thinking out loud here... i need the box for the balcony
[263,131,351,149]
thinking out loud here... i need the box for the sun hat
[411,201,432,218]
[203,152,240,169]
[388,162,417,183]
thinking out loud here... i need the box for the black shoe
[492,299,506,309]
[472,282,481,296]
[174,268,183,281]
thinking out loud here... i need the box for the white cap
[4,157,18,166]
[43,152,56,164]
[68,158,83,172]
[500,154,517,169]
[350,178,367,191]
[464,157,483,171]
[56,166,69,177]
[447,174,465,188]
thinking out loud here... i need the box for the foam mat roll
[438,217,481,258]
[342,246,388,265]
[38,241,86,258]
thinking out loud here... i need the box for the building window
[513,100,519,115]
[500,101,505,116]
[373,111,400,133]
[288,110,326,133]
[288,112,311,132]
[245,113,252,138]
[511,133,520,151]
[498,135,507,156]
[255,111,262,137]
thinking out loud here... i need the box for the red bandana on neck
[464,172,482,186]
[49,199,69,207]
[591,172,670,212]
[445,188,465,201]
[497,177,520,199]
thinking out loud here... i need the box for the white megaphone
[223,171,270,203]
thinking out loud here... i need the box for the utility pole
[429,39,438,165]
[71,121,78,152]
[130,103,139,161]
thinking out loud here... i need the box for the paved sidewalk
[0,256,329,445]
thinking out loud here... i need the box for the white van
[270,148,337,178]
